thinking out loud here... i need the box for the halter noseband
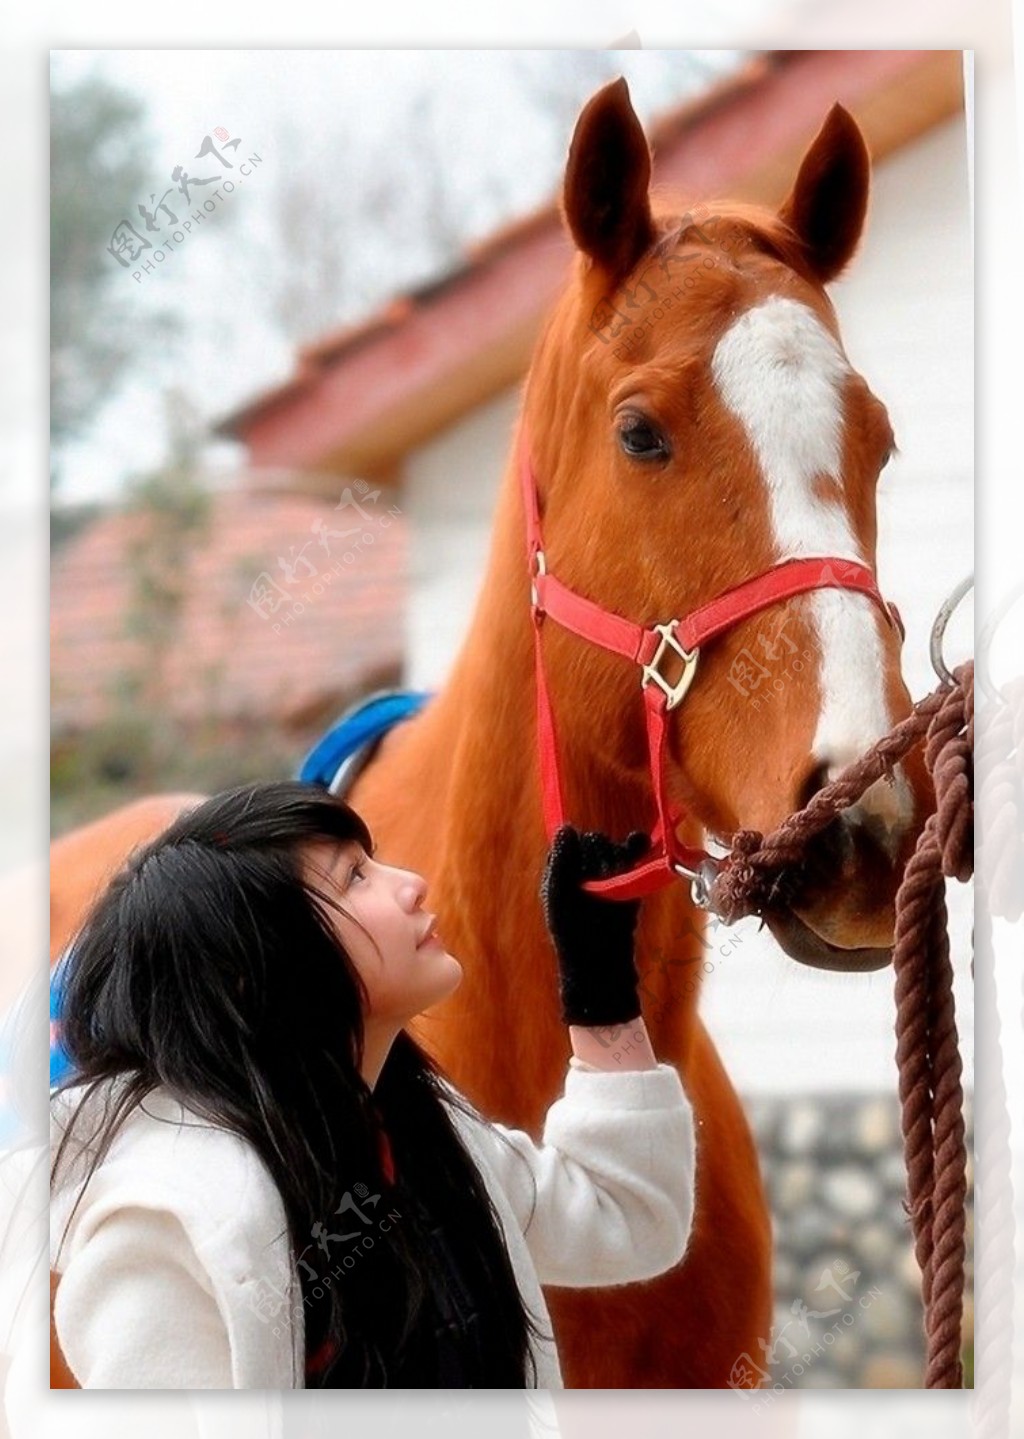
[520,431,905,904]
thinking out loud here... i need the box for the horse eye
[617,415,670,461]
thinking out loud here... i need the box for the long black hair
[50,780,546,1387]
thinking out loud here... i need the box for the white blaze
[711,296,909,837]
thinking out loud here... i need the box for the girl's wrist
[568,1017,658,1072]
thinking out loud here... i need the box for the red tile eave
[229,48,948,471]
[297,297,415,373]
[239,222,572,470]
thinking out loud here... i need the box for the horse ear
[561,76,656,281]
[778,103,871,284]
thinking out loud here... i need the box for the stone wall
[739,1091,974,1390]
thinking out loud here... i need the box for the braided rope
[708,663,973,1388]
[896,669,971,1387]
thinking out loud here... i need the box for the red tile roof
[51,484,408,736]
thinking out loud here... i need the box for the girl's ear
[778,102,871,285]
[561,76,656,283]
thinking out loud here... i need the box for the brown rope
[709,662,973,1389]
[896,667,971,1387]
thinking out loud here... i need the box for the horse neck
[429,454,652,852]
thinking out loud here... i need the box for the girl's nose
[399,868,428,910]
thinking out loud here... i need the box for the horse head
[519,77,933,973]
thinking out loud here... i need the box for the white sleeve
[451,1061,698,1289]
[53,1205,235,1388]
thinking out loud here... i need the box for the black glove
[540,824,651,1027]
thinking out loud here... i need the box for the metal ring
[673,858,719,911]
[530,549,547,610]
[929,572,973,686]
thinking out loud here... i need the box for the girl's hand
[539,825,651,1027]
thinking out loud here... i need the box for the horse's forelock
[646,200,815,289]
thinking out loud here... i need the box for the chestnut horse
[50,80,932,1388]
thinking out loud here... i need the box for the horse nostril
[797,763,832,811]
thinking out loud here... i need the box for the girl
[50,781,697,1388]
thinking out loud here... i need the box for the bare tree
[250,51,748,353]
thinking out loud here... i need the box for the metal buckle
[641,623,700,709]
[530,549,547,610]
[672,857,720,910]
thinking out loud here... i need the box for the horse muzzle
[765,786,918,971]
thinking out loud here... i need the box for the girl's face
[302,838,463,1026]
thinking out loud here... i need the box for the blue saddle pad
[298,687,432,794]
[49,949,75,1091]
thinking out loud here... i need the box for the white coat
[50,1058,697,1388]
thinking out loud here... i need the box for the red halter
[520,432,905,903]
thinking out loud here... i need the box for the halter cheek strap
[520,432,904,902]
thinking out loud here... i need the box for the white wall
[402,388,523,691]
[401,114,973,1093]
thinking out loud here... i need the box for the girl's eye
[617,414,670,461]
[349,862,366,886]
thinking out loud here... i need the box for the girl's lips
[416,917,441,948]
